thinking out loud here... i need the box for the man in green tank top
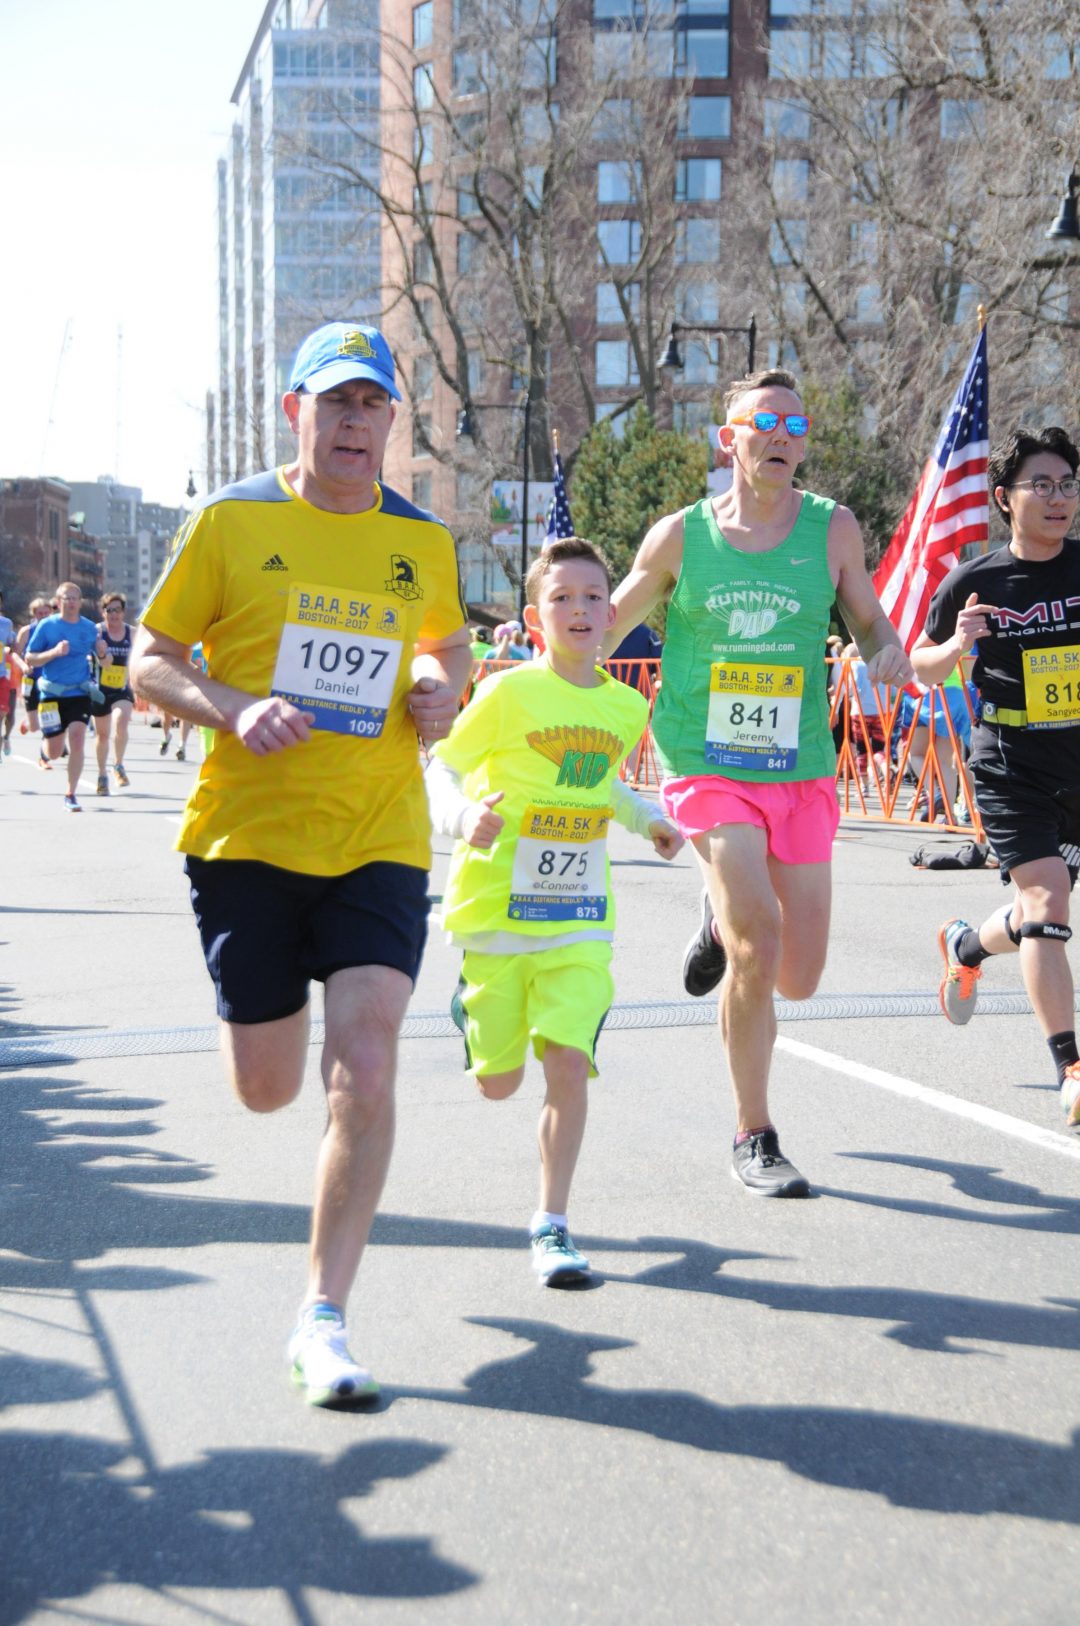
[605,367,911,1196]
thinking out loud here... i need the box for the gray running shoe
[731,1129,810,1197]
[938,917,980,1025]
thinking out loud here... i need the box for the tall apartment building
[211,0,382,488]
[67,479,186,611]
[379,0,771,533]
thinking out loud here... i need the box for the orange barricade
[463,654,984,836]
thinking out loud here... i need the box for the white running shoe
[287,1305,378,1407]
[1062,1063,1080,1129]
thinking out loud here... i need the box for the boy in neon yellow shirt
[427,538,683,1283]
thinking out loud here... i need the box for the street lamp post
[660,314,757,380]
[1046,169,1080,242]
[457,392,533,620]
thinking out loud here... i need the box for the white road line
[777,1034,1080,1164]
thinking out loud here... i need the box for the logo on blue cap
[289,322,401,400]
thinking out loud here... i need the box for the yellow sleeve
[416,524,468,644]
[432,671,504,779]
[140,510,226,647]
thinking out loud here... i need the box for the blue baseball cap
[288,322,401,400]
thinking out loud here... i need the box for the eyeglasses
[1006,477,1080,499]
[729,411,812,438]
[105,603,124,612]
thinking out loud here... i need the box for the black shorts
[23,676,39,712]
[40,694,92,737]
[184,855,430,1025]
[971,758,1080,887]
[90,688,134,718]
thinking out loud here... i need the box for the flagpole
[977,304,986,331]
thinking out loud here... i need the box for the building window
[414,63,435,109]
[413,354,434,399]
[673,399,713,433]
[413,412,432,456]
[769,29,811,78]
[597,160,640,204]
[412,0,434,50]
[676,218,720,262]
[412,470,433,509]
[675,157,721,202]
[769,218,806,265]
[773,157,810,204]
[675,27,729,80]
[678,96,731,140]
[522,32,557,89]
[457,231,482,275]
[597,219,642,264]
[596,281,640,323]
[413,239,434,282]
[596,339,639,388]
[467,349,486,393]
[415,122,435,166]
[675,280,720,322]
[594,98,632,141]
[594,402,629,438]
[453,50,483,96]
[763,97,810,139]
[681,337,717,385]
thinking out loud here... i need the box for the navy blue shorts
[185,856,430,1025]
[91,687,134,718]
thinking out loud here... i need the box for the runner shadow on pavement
[0,1434,477,1624]
[818,1152,1080,1236]
[603,1237,1080,1355]
[390,1317,1080,1523]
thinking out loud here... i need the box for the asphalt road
[2,720,1078,1626]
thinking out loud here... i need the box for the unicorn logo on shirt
[526,725,625,789]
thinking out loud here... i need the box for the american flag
[545,445,574,540]
[873,327,989,651]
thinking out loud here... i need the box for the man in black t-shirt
[912,426,1080,1128]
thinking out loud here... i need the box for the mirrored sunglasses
[729,411,812,437]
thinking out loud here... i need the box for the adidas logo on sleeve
[261,554,288,571]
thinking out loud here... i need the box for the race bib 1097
[270,582,405,738]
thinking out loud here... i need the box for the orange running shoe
[938,917,981,1025]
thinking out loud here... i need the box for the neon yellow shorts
[457,940,614,1079]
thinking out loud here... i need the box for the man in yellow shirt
[131,322,472,1406]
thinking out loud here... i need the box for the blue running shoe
[530,1223,590,1285]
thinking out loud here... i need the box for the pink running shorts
[661,774,839,865]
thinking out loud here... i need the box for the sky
[0,1,264,511]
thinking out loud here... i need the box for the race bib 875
[270,582,405,738]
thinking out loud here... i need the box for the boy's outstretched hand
[649,819,684,861]
[462,790,505,849]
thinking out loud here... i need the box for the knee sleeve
[1002,906,1022,947]
[1019,921,1072,943]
